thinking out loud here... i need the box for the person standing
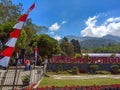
[24,59,30,70]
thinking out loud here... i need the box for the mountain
[66,35,94,42]
[65,35,120,48]
[102,34,120,43]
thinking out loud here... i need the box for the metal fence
[0,66,44,90]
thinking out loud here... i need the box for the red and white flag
[13,22,24,29]
[1,47,14,57]
[0,2,36,67]
[5,38,17,47]
[0,56,10,67]
[26,3,35,14]
[18,14,28,22]
[10,29,21,38]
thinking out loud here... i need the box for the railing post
[12,58,18,90]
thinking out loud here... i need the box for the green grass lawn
[39,74,120,87]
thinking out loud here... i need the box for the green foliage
[0,22,14,44]
[67,70,73,74]
[0,0,48,54]
[111,64,120,74]
[16,30,27,48]
[22,74,30,86]
[74,53,82,58]
[22,75,30,81]
[0,0,22,24]
[89,64,99,70]
[0,0,22,45]
[89,64,99,74]
[93,44,120,53]
[71,39,81,54]
[60,37,74,56]
[96,70,111,74]
[72,66,79,75]
[111,64,119,70]
[30,34,61,58]
[56,65,63,74]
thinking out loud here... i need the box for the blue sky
[12,0,120,40]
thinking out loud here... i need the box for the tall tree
[0,0,48,53]
[60,37,74,56]
[16,30,27,49]
[30,34,61,58]
[0,0,22,45]
[0,0,22,24]
[71,39,81,54]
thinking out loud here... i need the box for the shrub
[79,69,88,73]
[111,64,119,70]
[22,75,30,86]
[111,64,120,74]
[56,65,62,74]
[118,69,120,74]
[96,70,111,74]
[67,70,72,74]
[89,64,99,74]
[22,75,30,81]
[72,66,79,75]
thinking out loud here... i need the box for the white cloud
[50,31,54,35]
[49,21,67,40]
[49,20,67,31]
[49,23,60,31]
[61,21,67,24]
[81,16,120,37]
[104,17,120,25]
[54,35,62,41]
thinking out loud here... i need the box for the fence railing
[0,65,44,90]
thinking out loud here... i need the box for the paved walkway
[0,66,44,90]
[53,75,120,80]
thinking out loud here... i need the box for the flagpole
[0,1,36,89]
[34,46,38,68]
[12,49,19,90]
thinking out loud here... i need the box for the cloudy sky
[12,0,120,40]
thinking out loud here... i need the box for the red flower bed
[29,84,120,90]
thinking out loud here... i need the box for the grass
[39,74,120,87]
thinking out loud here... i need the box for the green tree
[0,0,48,53]
[0,22,15,45]
[30,34,61,58]
[60,37,74,56]
[71,39,81,54]
[16,30,27,48]
[0,0,22,24]
[0,0,22,45]
[74,53,82,58]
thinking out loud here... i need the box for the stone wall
[47,63,120,72]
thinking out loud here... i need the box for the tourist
[24,59,30,70]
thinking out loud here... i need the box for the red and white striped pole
[34,46,38,66]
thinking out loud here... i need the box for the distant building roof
[82,53,120,57]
